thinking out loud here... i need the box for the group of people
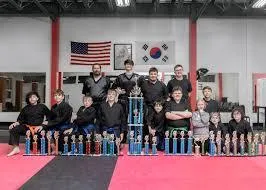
[7,60,252,156]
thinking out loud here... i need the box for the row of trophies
[24,130,122,156]
[127,130,266,157]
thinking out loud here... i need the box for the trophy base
[164,153,193,156]
[23,153,48,156]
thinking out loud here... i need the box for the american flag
[70,41,111,65]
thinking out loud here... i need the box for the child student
[209,112,228,138]
[7,91,50,156]
[42,89,73,152]
[147,99,165,150]
[192,99,210,153]
[97,88,126,147]
[228,107,252,138]
[72,95,96,136]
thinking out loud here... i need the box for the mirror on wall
[0,72,46,112]
[196,73,239,112]
[252,73,266,112]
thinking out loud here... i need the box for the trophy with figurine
[40,130,46,155]
[32,134,38,155]
[24,130,31,155]
[216,131,222,156]
[232,131,238,156]
[86,134,91,155]
[152,136,157,155]
[240,134,245,156]
[54,131,59,155]
[144,135,149,155]
[225,134,230,156]
[187,131,193,154]
[78,135,84,155]
[63,136,69,155]
[164,131,170,155]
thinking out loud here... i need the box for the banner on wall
[135,41,175,65]
[70,41,111,65]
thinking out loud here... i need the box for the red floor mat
[109,148,266,190]
[0,144,54,190]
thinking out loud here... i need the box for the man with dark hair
[202,86,219,113]
[140,67,168,136]
[82,64,111,111]
[167,64,192,102]
[112,59,139,101]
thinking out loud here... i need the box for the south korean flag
[136,41,175,65]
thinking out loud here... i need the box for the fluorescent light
[252,0,266,8]
[115,0,130,7]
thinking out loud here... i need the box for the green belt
[167,126,188,138]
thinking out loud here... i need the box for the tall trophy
[128,76,144,143]
[25,130,31,155]
[225,134,230,156]
[116,137,121,156]
[216,131,222,156]
[54,131,59,155]
[32,134,38,155]
[260,132,266,155]
[232,131,238,156]
[180,131,185,154]
[165,131,170,155]
[109,134,115,156]
[194,137,200,156]
[63,136,69,155]
[46,131,52,155]
[129,131,134,155]
[78,135,84,155]
[240,134,245,156]
[152,136,157,155]
[187,131,193,154]
[144,135,149,155]
[70,135,76,155]
[86,134,91,155]
[102,131,108,155]
[247,133,252,156]
[40,130,46,155]
[172,131,178,154]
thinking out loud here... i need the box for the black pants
[9,124,28,146]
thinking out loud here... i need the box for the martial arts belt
[167,126,188,138]
[26,125,39,136]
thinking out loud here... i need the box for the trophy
[94,134,101,155]
[136,135,142,154]
[71,135,76,155]
[247,133,252,156]
[194,137,200,156]
[25,130,31,155]
[232,131,238,156]
[180,131,185,154]
[172,131,178,154]
[200,136,206,155]
[33,134,38,155]
[240,134,245,156]
[225,134,230,156]
[144,135,149,155]
[129,131,134,155]
[102,131,108,155]
[54,131,59,155]
[109,134,115,155]
[187,131,193,154]
[63,136,69,155]
[78,135,84,155]
[216,131,222,156]
[152,136,157,155]
[46,131,52,155]
[40,130,46,155]
[86,134,91,155]
[260,132,266,155]
[116,137,121,156]
[254,134,259,156]
[209,133,215,156]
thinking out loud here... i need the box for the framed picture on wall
[114,44,132,70]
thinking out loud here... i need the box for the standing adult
[82,64,111,111]
[167,64,192,103]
